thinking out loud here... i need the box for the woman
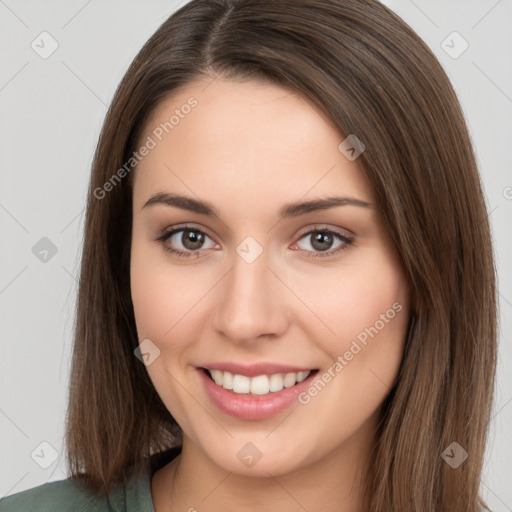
[1,0,496,511]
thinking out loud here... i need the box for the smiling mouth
[201,368,318,396]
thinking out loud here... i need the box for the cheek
[131,253,174,341]
[294,253,409,369]
[291,258,409,450]
[130,239,203,343]
[309,262,407,337]
[130,243,203,427]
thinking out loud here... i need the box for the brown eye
[310,231,335,251]
[180,229,205,250]
[156,226,218,257]
[293,228,354,258]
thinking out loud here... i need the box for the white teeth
[211,369,223,386]
[223,371,233,390]
[207,369,312,395]
[232,374,251,393]
[269,373,284,392]
[283,373,297,388]
[297,371,309,382]
[250,375,270,395]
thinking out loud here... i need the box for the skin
[130,77,411,512]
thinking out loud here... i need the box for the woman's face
[130,77,410,476]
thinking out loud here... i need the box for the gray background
[1,0,511,509]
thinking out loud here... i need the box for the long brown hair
[65,1,497,510]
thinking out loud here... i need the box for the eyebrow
[141,192,372,218]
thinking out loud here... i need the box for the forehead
[132,78,372,212]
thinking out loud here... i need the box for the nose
[212,249,290,344]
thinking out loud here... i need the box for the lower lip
[198,368,318,420]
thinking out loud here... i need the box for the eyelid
[290,225,354,257]
[156,223,352,243]
[155,223,355,258]
[294,224,354,240]
[156,223,217,242]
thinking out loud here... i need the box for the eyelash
[154,224,354,259]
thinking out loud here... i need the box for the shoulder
[0,447,181,512]
[0,478,110,512]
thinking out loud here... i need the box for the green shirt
[0,447,181,512]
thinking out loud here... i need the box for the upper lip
[200,362,315,377]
